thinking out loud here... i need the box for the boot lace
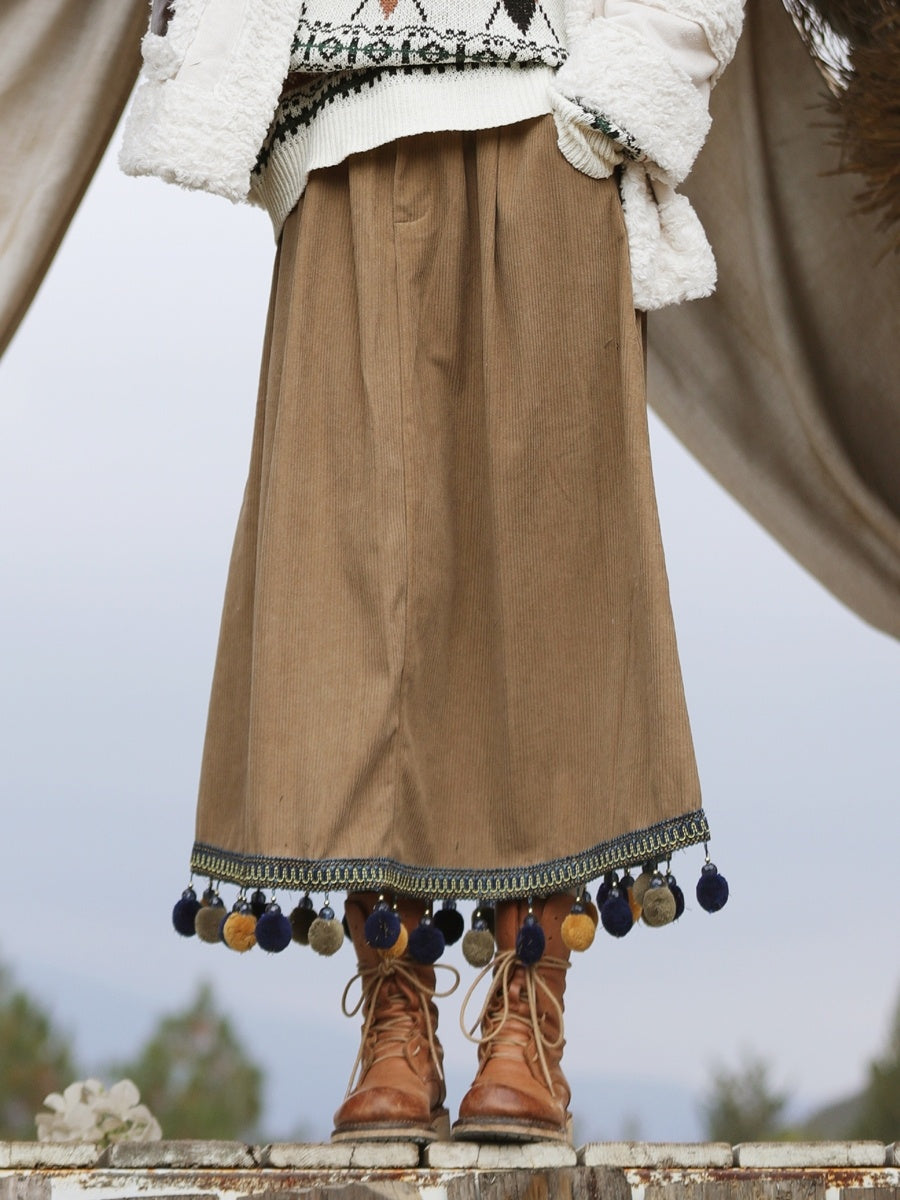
[459,948,570,1097]
[341,957,459,1097]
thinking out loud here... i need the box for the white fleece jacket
[120,0,743,309]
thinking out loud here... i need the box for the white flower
[35,1079,162,1144]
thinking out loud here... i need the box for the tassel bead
[289,895,316,944]
[223,902,257,953]
[256,903,292,953]
[408,916,445,964]
[600,887,634,937]
[667,874,686,920]
[195,897,226,943]
[696,862,729,912]
[641,876,677,927]
[433,899,465,945]
[172,887,200,937]
[364,899,402,950]
[308,904,345,955]
[516,912,546,964]
[463,911,495,967]
[561,902,596,952]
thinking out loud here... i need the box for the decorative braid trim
[190,809,710,899]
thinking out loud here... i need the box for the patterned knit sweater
[250,0,568,229]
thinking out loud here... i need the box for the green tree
[700,1053,789,1143]
[855,992,900,1140]
[113,982,263,1140]
[0,963,77,1139]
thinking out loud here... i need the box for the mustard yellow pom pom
[622,878,642,923]
[561,911,596,952]
[583,900,599,927]
[642,884,677,927]
[378,922,409,959]
[308,915,345,956]
[633,870,655,904]
[223,912,257,953]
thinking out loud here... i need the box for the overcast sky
[1,129,898,1143]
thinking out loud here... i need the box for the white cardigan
[120,0,743,309]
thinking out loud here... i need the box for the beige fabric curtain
[2,0,898,636]
[0,0,145,359]
[649,0,900,638]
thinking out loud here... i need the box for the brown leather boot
[453,893,573,1143]
[332,893,458,1143]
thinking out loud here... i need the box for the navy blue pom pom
[172,887,201,937]
[696,863,729,912]
[408,917,446,964]
[596,874,615,908]
[364,901,402,949]
[433,900,465,945]
[516,913,546,964]
[600,888,634,937]
[249,889,268,919]
[667,875,685,919]
[255,903,292,952]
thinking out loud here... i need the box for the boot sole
[332,1109,451,1144]
[452,1113,573,1145]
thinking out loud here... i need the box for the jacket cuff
[551,20,711,184]
[620,163,716,310]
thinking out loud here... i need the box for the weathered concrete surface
[3,1141,900,1200]
[734,1143,887,1168]
[580,1142,734,1168]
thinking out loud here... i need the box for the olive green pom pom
[195,903,225,943]
[561,910,596,952]
[378,922,409,959]
[641,882,677,927]
[223,911,257,953]
[633,869,656,905]
[462,927,495,967]
[308,909,345,956]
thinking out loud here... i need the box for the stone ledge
[733,1142,886,1168]
[580,1142,734,1168]
[425,1142,577,1169]
[2,1140,899,1177]
[262,1142,421,1169]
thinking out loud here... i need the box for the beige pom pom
[195,904,225,943]
[462,928,495,967]
[308,914,345,956]
[633,870,655,904]
[378,922,409,959]
[561,911,596,952]
[641,883,677,927]
[223,912,257,952]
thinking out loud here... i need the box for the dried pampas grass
[784,0,900,251]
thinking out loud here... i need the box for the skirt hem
[189,808,711,900]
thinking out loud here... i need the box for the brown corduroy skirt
[190,115,708,900]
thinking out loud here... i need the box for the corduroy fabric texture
[192,115,707,899]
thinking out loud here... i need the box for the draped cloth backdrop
[1,0,898,636]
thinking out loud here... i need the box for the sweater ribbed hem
[250,65,556,235]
